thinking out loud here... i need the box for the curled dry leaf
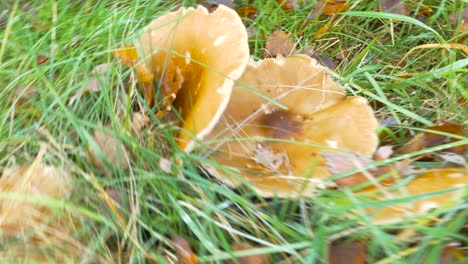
[329,241,368,264]
[358,168,468,225]
[401,120,465,155]
[129,5,249,152]
[172,236,198,264]
[0,161,78,262]
[203,55,378,197]
[225,243,269,264]
[379,0,408,16]
[68,63,112,106]
[88,130,129,171]
[265,29,295,56]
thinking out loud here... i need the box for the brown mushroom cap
[358,168,468,225]
[135,5,249,152]
[203,55,379,197]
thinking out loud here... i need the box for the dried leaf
[360,168,468,225]
[202,0,235,12]
[265,29,295,56]
[14,84,38,107]
[130,112,150,134]
[172,236,198,264]
[448,8,468,26]
[329,241,368,264]
[323,152,397,187]
[435,153,466,166]
[237,6,258,19]
[401,120,465,155]
[373,146,394,161]
[379,0,408,15]
[101,188,128,226]
[303,48,339,70]
[225,244,269,264]
[246,26,258,39]
[398,44,468,66]
[323,152,374,187]
[309,0,349,18]
[438,245,465,264]
[36,54,49,65]
[159,158,173,173]
[276,0,298,11]
[68,63,112,106]
[88,130,129,171]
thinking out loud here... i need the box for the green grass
[1,0,467,263]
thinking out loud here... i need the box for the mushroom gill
[134,5,249,152]
[203,55,379,197]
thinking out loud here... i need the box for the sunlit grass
[0,0,466,263]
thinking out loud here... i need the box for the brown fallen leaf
[172,236,198,264]
[401,120,465,155]
[67,63,112,106]
[276,0,298,11]
[438,245,465,264]
[323,150,399,187]
[36,54,49,65]
[379,0,408,16]
[14,84,38,107]
[265,29,295,56]
[448,8,468,26]
[225,244,269,264]
[309,0,349,19]
[329,241,368,264]
[300,45,339,70]
[87,129,129,171]
[237,6,258,19]
[202,0,235,12]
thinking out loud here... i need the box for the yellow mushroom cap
[135,5,249,152]
[203,55,379,197]
[360,168,468,225]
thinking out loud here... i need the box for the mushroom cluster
[202,55,378,197]
[120,5,379,197]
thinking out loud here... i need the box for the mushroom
[134,5,249,152]
[0,162,77,262]
[203,55,379,197]
[356,168,468,225]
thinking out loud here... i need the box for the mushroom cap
[0,164,71,236]
[135,5,249,152]
[358,168,468,225]
[203,55,379,197]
